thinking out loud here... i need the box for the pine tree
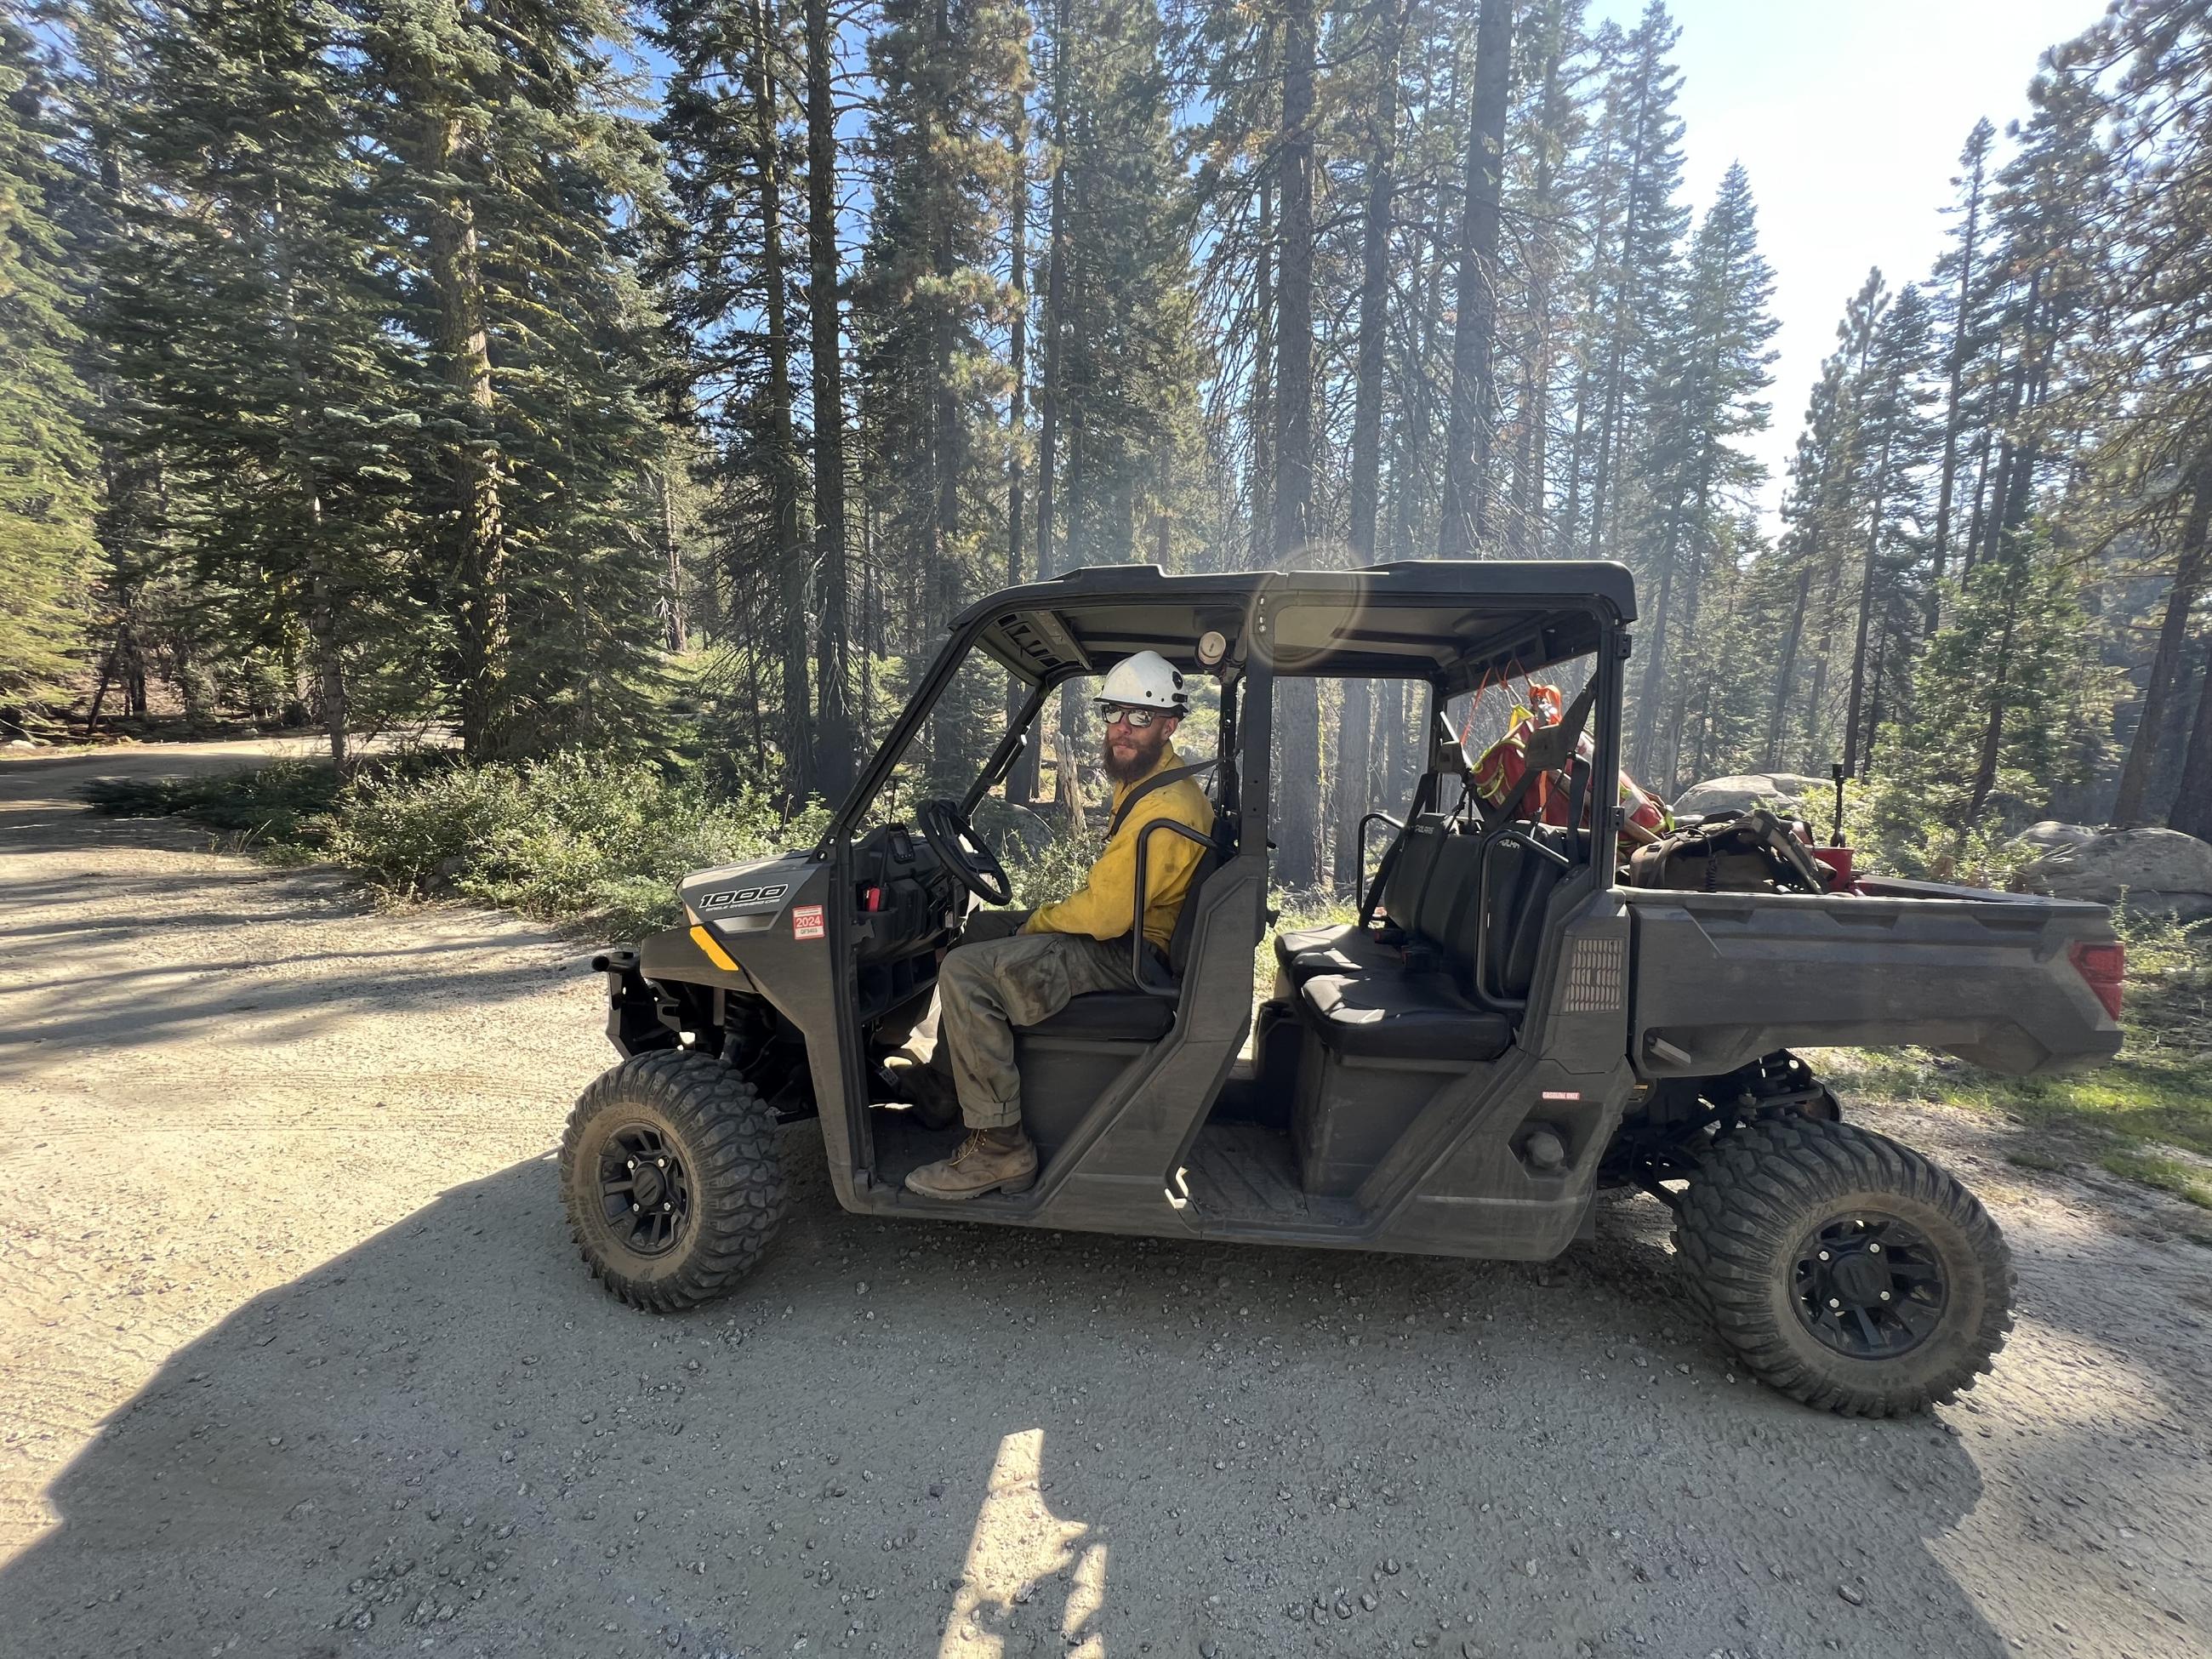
[100,0,430,767]
[1868,544,2112,861]
[804,0,857,798]
[853,0,1029,777]
[1500,0,1587,559]
[1926,117,1996,622]
[1576,1,1685,566]
[362,0,668,761]
[1269,0,1321,887]
[1624,160,1774,789]
[0,20,99,720]
[652,0,816,793]
[1047,0,1199,571]
[1331,0,1402,891]
[1434,0,1510,556]
[1839,281,1936,777]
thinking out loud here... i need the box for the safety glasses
[1100,703,1162,729]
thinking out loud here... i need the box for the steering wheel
[915,800,1014,907]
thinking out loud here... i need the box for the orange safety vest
[1472,685,1670,847]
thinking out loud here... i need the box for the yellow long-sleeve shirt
[1022,744,1214,951]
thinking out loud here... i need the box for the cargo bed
[1622,880,2123,1079]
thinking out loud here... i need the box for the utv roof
[957,560,1637,693]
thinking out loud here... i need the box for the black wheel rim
[1790,1211,1947,1360]
[597,1123,693,1257]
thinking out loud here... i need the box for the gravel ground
[3,739,2209,1659]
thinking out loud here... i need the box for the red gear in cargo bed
[1472,682,1669,845]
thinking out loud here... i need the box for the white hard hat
[1095,649,1187,712]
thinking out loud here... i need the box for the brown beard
[1102,721,1171,784]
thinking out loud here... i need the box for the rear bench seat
[1271,815,1448,987]
[1291,823,1514,1063]
[1286,818,1576,1063]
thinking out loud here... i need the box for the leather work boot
[904,1127,1038,1200]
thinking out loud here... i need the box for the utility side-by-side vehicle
[562,562,2124,1416]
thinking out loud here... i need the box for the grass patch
[2098,1149,2212,1209]
[1831,909,2212,1206]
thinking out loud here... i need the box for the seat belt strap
[1105,761,1218,840]
[1479,678,1599,829]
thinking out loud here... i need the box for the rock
[1838,1584,1865,1606]
[2014,820,2098,854]
[1672,772,1827,820]
[2016,826,2212,919]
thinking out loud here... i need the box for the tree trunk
[1435,0,1511,559]
[1629,511,1681,778]
[2173,628,2212,840]
[1247,174,1274,572]
[1004,115,1039,804]
[657,463,687,653]
[1965,567,2021,823]
[1843,420,1899,777]
[1584,37,1668,565]
[1270,0,1320,888]
[268,179,349,773]
[420,109,507,764]
[1032,0,1071,585]
[805,0,854,798]
[2116,463,2212,825]
[1333,0,1398,891]
[1763,565,1812,769]
[1509,7,1567,560]
[751,0,812,798]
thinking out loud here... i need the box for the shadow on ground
[0,1130,2011,1659]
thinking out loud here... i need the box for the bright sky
[1587,0,2110,529]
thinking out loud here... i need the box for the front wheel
[1673,1117,2013,1417]
[561,1050,789,1312]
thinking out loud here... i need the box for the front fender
[596,928,758,1058]
[639,923,758,994]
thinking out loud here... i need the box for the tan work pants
[907,909,1147,1132]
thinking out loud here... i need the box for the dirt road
[3,741,2209,1659]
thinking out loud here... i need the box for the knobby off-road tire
[1673,1117,2014,1417]
[561,1050,788,1313]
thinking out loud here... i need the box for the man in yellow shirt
[902,651,1214,1200]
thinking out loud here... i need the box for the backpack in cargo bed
[1627,807,1833,895]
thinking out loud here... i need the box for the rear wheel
[561,1050,788,1313]
[1673,1117,2013,1416]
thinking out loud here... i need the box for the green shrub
[1006,819,1104,910]
[84,749,830,937]
[328,750,828,933]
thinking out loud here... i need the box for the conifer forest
[7,0,2212,890]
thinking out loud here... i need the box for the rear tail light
[2068,939,2125,1022]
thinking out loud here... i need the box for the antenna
[1830,762,1848,847]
